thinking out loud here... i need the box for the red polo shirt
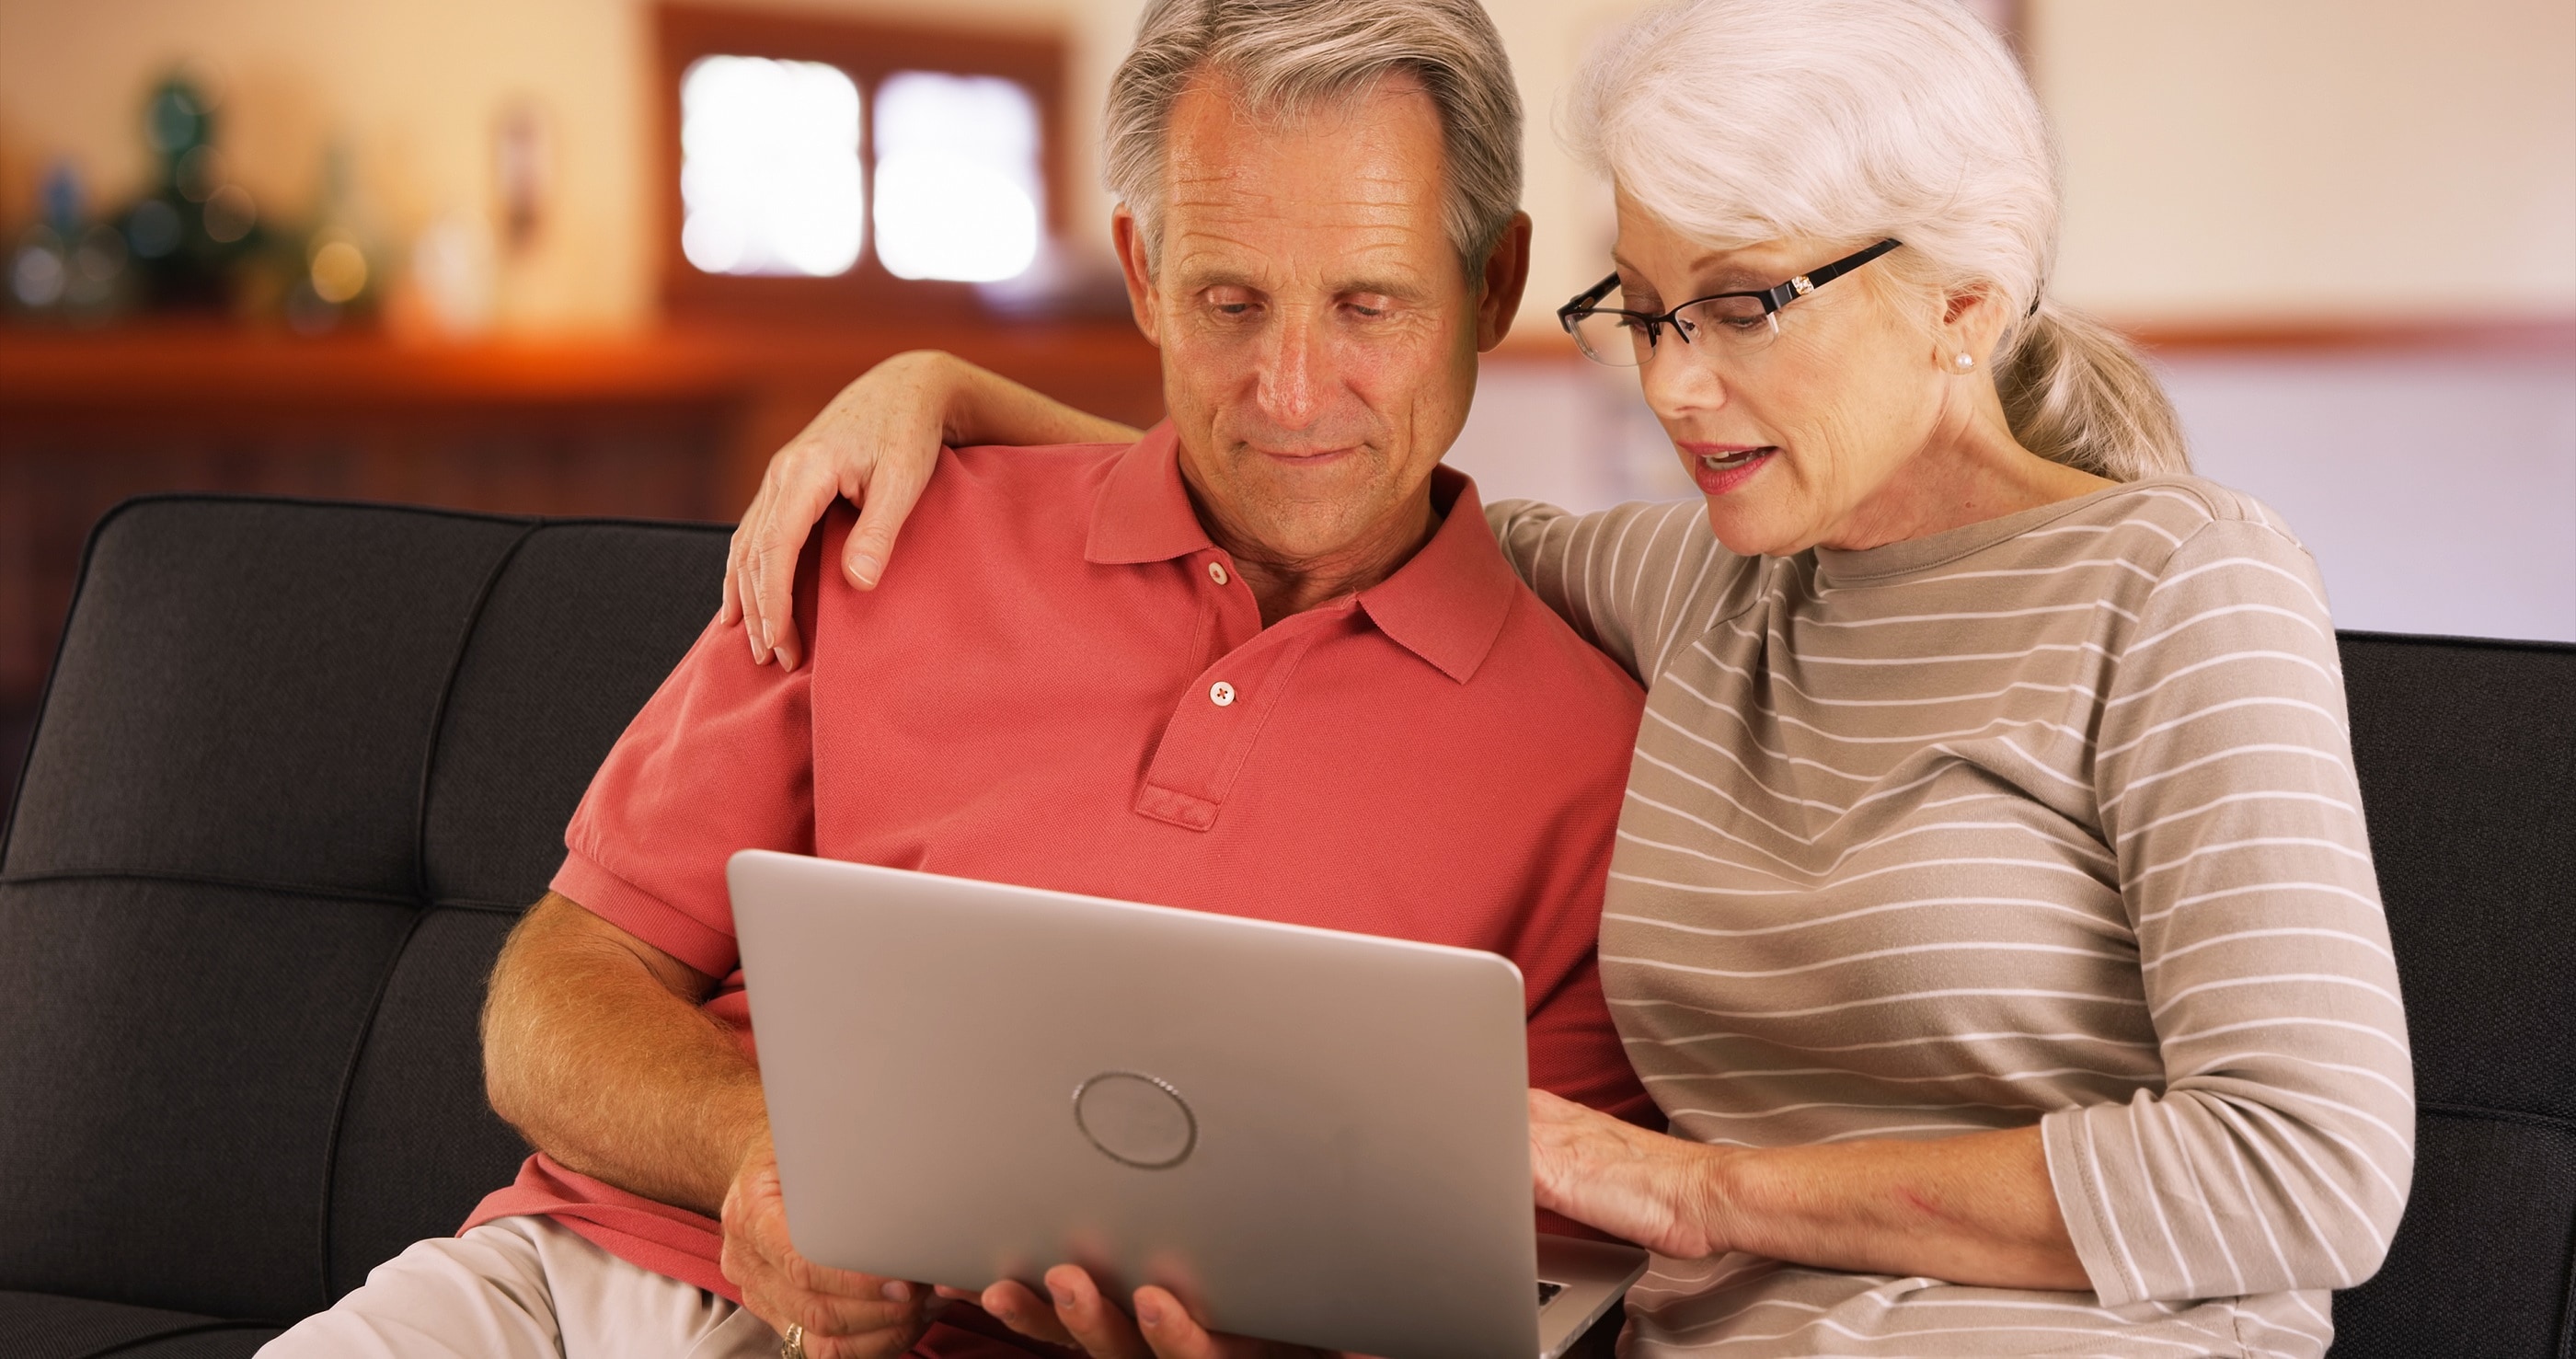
[465,425,1649,1352]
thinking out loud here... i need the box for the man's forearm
[482,892,766,1216]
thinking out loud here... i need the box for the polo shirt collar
[1085,421,1520,685]
[1085,422,1213,566]
[1353,467,1517,685]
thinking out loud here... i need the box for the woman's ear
[1935,280,2011,372]
[1111,208,1161,347]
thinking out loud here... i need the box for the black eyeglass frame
[1557,237,1904,357]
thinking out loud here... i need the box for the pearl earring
[1954,352,1976,371]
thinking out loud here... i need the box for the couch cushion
[2329,1111,2575,1359]
[0,497,729,1322]
[420,523,723,910]
[2335,633,2576,1119]
[0,879,411,1319]
[5,499,527,894]
[2328,632,2576,1357]
[323,905,530,1296]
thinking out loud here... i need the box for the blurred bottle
[284,143,381,335]
[401,210,498,338]
[122,72,265,316]
[7,161,136,327]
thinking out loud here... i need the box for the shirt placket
[1133,552,1345,832]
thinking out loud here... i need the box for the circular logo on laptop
[1072,1071,1197,1169]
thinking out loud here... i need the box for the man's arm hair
[480,891,768,1215]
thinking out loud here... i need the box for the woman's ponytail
[1997,301,2191,482]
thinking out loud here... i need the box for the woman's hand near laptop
[1526,1091,2088,1291]
[719,350,1140,671]
[952,1266,1346,1359]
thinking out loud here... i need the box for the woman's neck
[1820,409,2115,553]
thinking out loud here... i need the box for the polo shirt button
[1207,561,1229,586]
[1209,681,1236,708]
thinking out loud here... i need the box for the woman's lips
[1684,445,1776,497]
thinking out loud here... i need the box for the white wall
[2161,349,2576,641]
[2036,0,2576,325]
[1445,351,2576,644]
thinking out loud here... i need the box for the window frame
[654,2,1070,324]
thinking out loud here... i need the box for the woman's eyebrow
[1612,254,1769,295]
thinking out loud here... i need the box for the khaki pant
[258,1215,779,1359]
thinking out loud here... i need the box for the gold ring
[780,1321,807,1359]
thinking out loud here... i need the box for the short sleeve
[548,531,827,979]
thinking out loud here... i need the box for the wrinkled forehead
[1154,69,1454,292]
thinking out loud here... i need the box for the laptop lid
[730,849,1550,1358]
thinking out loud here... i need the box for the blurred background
[2,0,2571,823]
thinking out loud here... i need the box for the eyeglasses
[1556,238,1903,368]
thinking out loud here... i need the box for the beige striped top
[1489,478,2412,1358]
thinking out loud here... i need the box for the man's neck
[1191,489,1442,628]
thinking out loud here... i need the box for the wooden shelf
[0,319,1166,712]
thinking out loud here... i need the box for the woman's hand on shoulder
[1527,1088,1737,1260]
[720,350,961,672]
[719,351,1143,670]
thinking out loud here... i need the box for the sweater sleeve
[2042,515,2414,1306]
[1484,498,1744,685]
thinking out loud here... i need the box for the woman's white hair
[1570,0,2188,480]
[1104,0,1524,276]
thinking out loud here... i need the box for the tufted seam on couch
[409,524,543,905]
[312,521,541,1304]
[0,868,419,903]
[71,1319,282,1359]
[2421,1100,2576,1135]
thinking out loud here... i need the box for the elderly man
[259,3,1646,1357]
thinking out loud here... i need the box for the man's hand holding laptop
[727,1126,1332,1359]
[722,1130,948,1359]
[941,1271,1336,1359]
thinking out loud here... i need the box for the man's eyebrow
[1170,268,1434,304]
[1331,274,1433,303]
[1175,266,1267,294]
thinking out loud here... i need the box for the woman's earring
[1953,352,1977,371]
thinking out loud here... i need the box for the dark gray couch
[2,495,2569,1357]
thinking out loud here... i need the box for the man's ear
[1475,211,1535,352]
[1111,207,1161,347]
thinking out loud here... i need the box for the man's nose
[1254,309,1328,429]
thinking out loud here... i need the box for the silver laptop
[730,850,1648,1359]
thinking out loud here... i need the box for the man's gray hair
[1103,0,1524,274]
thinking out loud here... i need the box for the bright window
[657,6,1064,319]
[871,72,1044,283]
[678,55,865,278]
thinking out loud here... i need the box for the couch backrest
[0,496,725,1320]
[2,499,2570,1352]
[2328,632,2576,1359]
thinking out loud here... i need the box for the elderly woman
[719,0,2410,1353]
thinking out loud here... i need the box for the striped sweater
[1489,478,2411,1357]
